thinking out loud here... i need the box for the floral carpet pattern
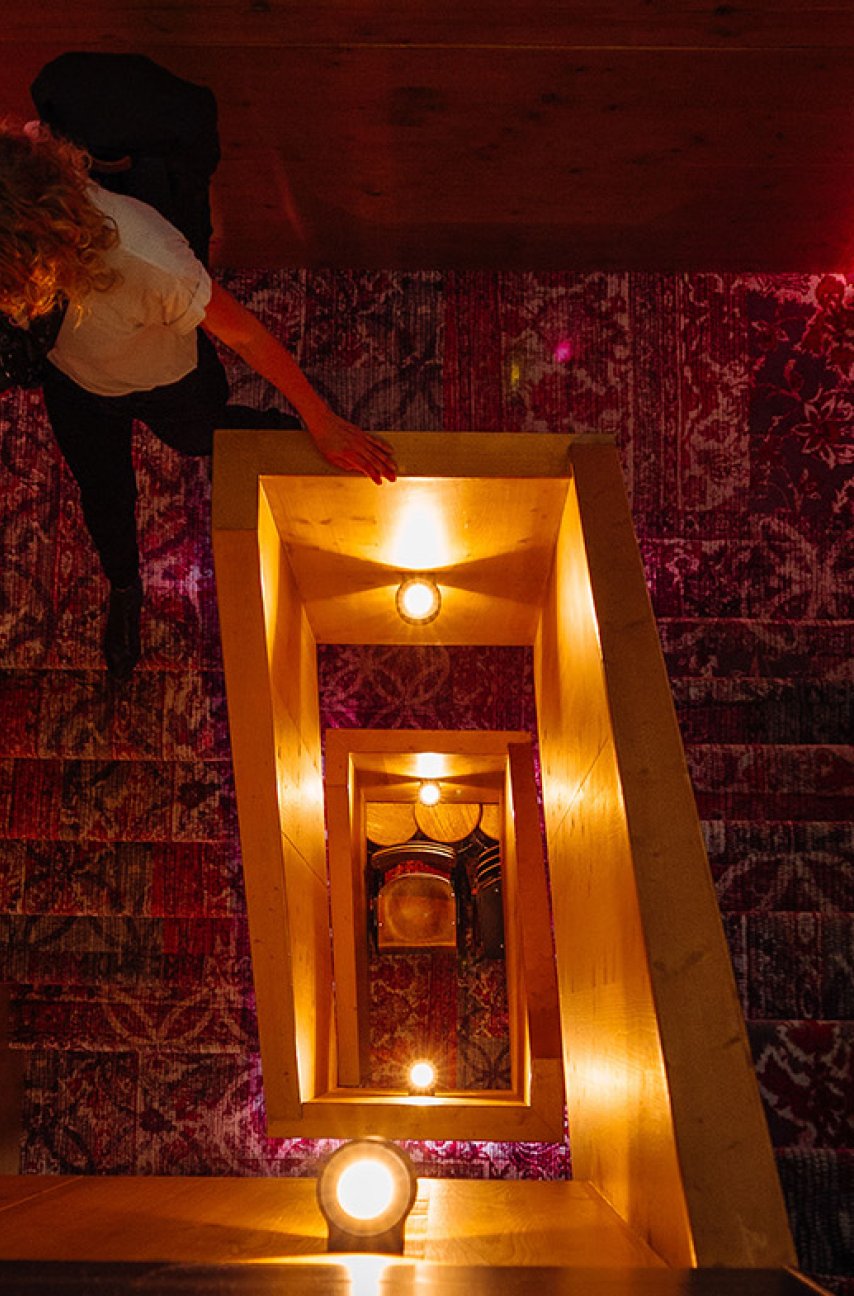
[0,272,851,1290]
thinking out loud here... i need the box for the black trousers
[42,331,295,587]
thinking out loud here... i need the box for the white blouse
[48,184,212,397]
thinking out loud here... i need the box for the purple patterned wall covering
[0,271,851,1291]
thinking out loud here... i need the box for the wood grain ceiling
[2,3,854,269]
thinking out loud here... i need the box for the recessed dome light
[336,1159,396,1221]
[418,780,441,806]
[317,1138,417,1253]
[396,575,441,625]
[408,1060,436,1094]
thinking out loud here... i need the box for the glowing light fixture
[317,1138,418,1253]
[337,1160,395,1221]
[417,780,440,807]
[408,1060,436,1095]
[396,575,441,625]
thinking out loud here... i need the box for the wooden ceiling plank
[5,3,854,50]
[3,26,853,268]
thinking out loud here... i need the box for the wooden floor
[0,1176,827,1294]
[0,1176,660,1267]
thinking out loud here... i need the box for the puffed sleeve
[158,252,212,335]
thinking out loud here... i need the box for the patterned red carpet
[0,271,851,1291]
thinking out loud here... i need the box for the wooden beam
[535,441,797,1267]
[0,988,23,1175]
[569,442,796,1267]
[5,3,854,49]
[3,26,854,268]
[536,477,694,1265]
[423,1180,664,1268]
[267,1086,564,1142]
[325,777,370,1087]
[211,525,303,1120]
[506,744,562,1063]
[257,489,332,1104]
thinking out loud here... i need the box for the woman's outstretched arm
[201,281,397,484]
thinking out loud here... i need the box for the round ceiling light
[396,575,441,625]
[336,1159,396,1221]
[317,1138,418,1253]
[417,780,441,807]
[408,1060,437,1094]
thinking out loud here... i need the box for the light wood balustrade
[212,429,797,1268]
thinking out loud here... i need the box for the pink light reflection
[553,338,574,363]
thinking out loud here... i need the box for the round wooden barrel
[371,841,456,875]
[475,844,501,889]
[476,866,502,893]
[479,804,501,840]
[414,801,481,843]
[365,802,418,846]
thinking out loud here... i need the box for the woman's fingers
[310,416,397,483]
[361,433,397,483]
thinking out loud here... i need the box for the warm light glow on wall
[415,751,447,779]
[390,497,451,571]
[579,1057,634,1110]
[417,780,441,806]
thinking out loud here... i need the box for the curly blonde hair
[0,120,119,322]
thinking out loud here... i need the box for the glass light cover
[396,576,441,625]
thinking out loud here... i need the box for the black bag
[0,299,68,394]
[31,53,220,265]
[1,53,219,395]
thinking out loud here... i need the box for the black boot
[103,578,143,680]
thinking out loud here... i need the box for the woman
[0,121,396,678]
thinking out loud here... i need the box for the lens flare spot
[553,338,573,363]
[409,1060,436,1090]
